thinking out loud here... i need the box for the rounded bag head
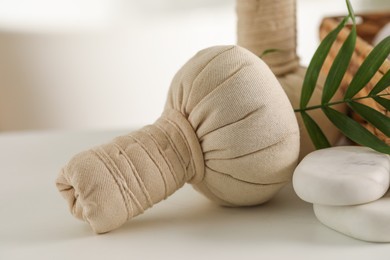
[57,45,300,234]
[165,45,300,206]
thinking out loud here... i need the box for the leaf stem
[294,93,390,113]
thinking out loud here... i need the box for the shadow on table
[112,184,368,247]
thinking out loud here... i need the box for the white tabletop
[1,130,390,259]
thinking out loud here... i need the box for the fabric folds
[56,45,300,233]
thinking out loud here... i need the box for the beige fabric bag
[237,0,347,159]
[56,45,300,233]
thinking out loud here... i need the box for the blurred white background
[0,0,388,132]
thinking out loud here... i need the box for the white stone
[373,23,390,46]
[292,146,390,206]
[314,189,390,242]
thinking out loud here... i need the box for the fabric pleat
[56,45,300,233]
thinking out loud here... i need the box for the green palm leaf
[293,0,390,154]
[300,15,349,109]
[349,101,390,136]
[344,36,390,99]
[369,69,390,95]
[322,107,390,154]
[322,26,356,104]
[373,96,390,110]
[321,0,356,104]
[301,112,331,149]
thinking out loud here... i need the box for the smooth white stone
[293,146,390,206]
[373,23,390,46]
[314,189,390,242]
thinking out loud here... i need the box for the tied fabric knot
[56,109,204,234]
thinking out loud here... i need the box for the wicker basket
[320,12,390,144]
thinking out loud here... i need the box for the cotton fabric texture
[236,0,346,159]
[236,0,299,76]
[56,45,300,234]
[277,67,346,160]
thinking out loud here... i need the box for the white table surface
[1,130,390,259]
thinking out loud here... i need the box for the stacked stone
[293,146,390,242]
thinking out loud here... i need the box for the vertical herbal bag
[320,13,390,145]
[236,0,348,159]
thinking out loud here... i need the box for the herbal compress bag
[56,46,300,233]
[237,0,348,159]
